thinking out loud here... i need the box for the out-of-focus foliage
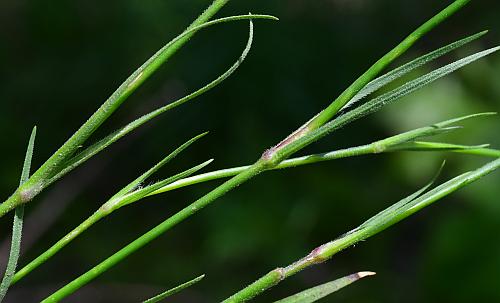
[0,0,499,302]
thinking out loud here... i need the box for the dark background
[1,0,500,302]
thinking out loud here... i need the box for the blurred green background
[1,0,499,302]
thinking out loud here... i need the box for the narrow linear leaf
[389,141,490,152]
[27,12,275,188]
[47,17,257,186]
[117,159,214,208]
[151,113,497,195]
[143,274,205,303]
[222,158,499,302]
[12,158,213,285]
[340,47,500,125]
[113,132,208,198]
[358,161,445,231]
[435,112,497,127]
[15,111,498,286]
[273,272,375,303]
[305,0,473,129]
[328,157,500,255]
[273,47,500,160]
[0,126,37,302]
[342,30,488,111]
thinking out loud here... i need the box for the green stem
[39,143,499,302]
[28,0,230,182]
[15,136,498,285]
[11,211,105,285]
[39,2,475,300]
[306,0,471,130]
[152,146,500,196]
[41,161,268,303]
[0,0,232,219]
[223,157,500,302]
[266,0,472,161]
[13,158,213,284]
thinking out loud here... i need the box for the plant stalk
[41,160,267,303]
[0,0,232,219]
[40,2,478,300]
[268,0,472,159]
[307,0,471,130]
[223,157,500,302]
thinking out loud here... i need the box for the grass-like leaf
[113,132,208,198]
[341,47,500,122]
[47,16,260,186]
[342,30,488,112]
[273,272,375,303]
[0,126,36,302]
[114,159,214,209]
[150,113,497,195]
[222,158,500,302]
[12,145,212,285]
[38,13,273,184]
[270,47,500,161]
[303,0,472,130]
[37,2,499,301]
[0,11,277,218]
[142,274,205,303]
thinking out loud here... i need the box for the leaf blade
[0,126,37,302]
[342,30,488,112]
[273,272,375,303]
[142,274,205,303]
[47,17,258,186]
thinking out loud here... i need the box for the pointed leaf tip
[357,271,377,279]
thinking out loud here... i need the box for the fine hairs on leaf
[3,1,495,302]
[40,1,500,298]
[341,30,488,113]
[112,132,209,198]
[0,11,277,218]
[149,112,498,196]
[273,272,375,303]
[0,126,36,302]
[270,46,500,161]
[12,134,211,284]
[142,274,205,303]
[301,0,473,131]
[223,159,500,302]
[47,14,270,187]
[13,113,499,287]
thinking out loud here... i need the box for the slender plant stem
[0,0,232,219]
[41,161,268,303]
[17,139,499,285]
[12,113,500,283]
[40,143,498,301]
[40,2,477,300]
[45,14,275,186]
[222,157,500,302]
[151,145,500,196]
[11,211,104,285]
[306,0,471,130]
[0,127,36,302]
[264,0,472,163]
[40,139,498,301]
